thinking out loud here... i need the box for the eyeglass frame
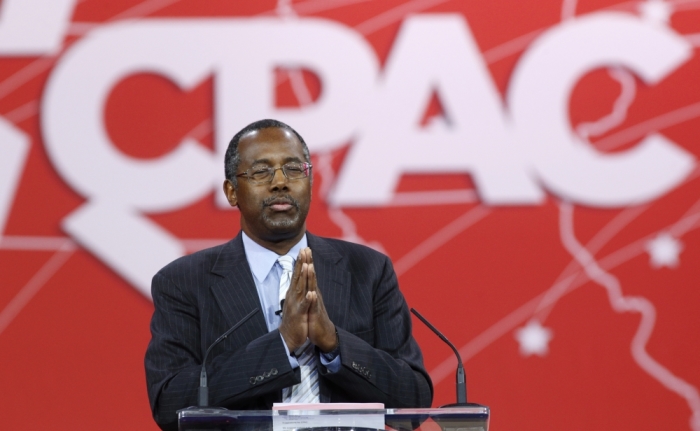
[235,162,313,184]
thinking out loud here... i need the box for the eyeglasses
[236,162,312,185]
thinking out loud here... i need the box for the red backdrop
[1,0,700,430]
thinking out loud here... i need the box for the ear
[223,179,237,207]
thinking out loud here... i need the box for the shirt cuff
[279,333,299,369]
[319,350,341,373]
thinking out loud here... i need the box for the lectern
[178,406,489,431]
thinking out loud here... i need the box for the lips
[263,195,298,212]
[270,203,292,211]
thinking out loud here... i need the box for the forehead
[238,127,305,166]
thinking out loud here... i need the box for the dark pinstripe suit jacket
[145,232,433,431]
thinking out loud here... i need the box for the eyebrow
[250,157,303,166]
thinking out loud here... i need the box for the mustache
[262,194,300,209]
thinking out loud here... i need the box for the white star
[515,320,553,357]
[638,0,674,25]
[646,232,683,268]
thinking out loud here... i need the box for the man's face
[225,127,311,244]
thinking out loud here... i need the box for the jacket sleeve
[144,271,299,431]
[319,255,433,407]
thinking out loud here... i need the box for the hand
[305,250,338,353]
[278,249,313,352]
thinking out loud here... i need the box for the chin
[262,213,302,231]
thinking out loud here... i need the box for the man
[145,119,433,431]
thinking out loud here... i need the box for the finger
[285,263,307,309]
[310,265,328,314]
[298,248,308,265]
[308,290,321,315]
[307,263,317,292]
[307,248,313,264]
[298,289,313,313]
[301,262,309,295]
[295,261,310,296]
[307,264,327,315]
[290,254,303,286]
[285,267,304,305]
[307,291,318,314]
[283,281,298,307]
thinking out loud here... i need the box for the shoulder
[152,238,239,289]
[308,233,392,272]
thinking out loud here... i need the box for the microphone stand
[411,308,483,407]
[198,308,260,407]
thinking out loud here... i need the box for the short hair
[224,119,311,188]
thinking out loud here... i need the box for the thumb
[307,291,320,315]
[299,290,314,313]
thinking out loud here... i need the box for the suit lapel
[307,233,351,330]
[209,233,269,335]
[208,232,351,334]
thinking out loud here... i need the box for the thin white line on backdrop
[0,242,76,336]
[354,0,452,36]
[595,100,700,151]
[394,205,491,276]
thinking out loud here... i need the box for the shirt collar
[241,231,308,283]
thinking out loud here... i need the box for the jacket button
[249,377,257,385]
[264,371,271,378]
[256,375,264,382]
[271,368,278,375]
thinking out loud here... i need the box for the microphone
[275,299,285,316]
[411,308,480,408]
[198,308,260,407]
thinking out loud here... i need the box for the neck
[241,226,306,255]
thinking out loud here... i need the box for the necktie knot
[277,255,294,272]
[277,255,295,310]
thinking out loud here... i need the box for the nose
[269,167,289,190]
